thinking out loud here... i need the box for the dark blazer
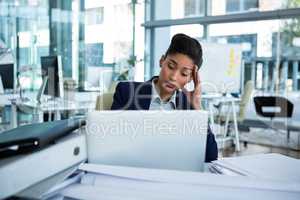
[111,77,218,162]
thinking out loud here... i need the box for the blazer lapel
[136,76,194,110]
[136,80,152,110]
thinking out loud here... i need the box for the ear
[159,55,165,68]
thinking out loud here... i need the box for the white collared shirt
[149,78,176,110]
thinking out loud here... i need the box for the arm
[111,82,126,110]
[205,125,218,162]
[182,65,202,110]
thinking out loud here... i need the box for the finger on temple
[194,68,199,84]
[194,65,199,71]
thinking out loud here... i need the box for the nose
[169,70,179,81]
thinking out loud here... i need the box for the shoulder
[115,81,144,92]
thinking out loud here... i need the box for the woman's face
[158,53,195,95]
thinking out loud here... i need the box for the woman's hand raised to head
[182,65,202,110]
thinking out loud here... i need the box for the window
[244,0,258,10]
[85,7,104,25]
[226,0,258,13]
[184,0,196,16]
[184,0,205,17]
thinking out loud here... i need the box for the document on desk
[58,163,300,200]
[211,153,300,182]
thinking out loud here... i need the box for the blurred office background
[1,0,300,91]
[1,0,300,157]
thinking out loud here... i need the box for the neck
[154,79,173,102]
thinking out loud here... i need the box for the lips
[164,81,177,90]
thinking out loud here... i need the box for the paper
[42,172,84,199]
[57,154,300,200]
[208,163,245,176]
[78,163,300,192]
[60,172,300,200]
[212,153,300,182]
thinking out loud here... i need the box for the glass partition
[0,0,145,91]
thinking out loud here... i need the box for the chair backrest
[95,93,114,110]
[108,81,118,93]
[95,81,118,110]
[253,96,294,118]
[238,80,254,121]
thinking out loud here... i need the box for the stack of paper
[209,153,300,182]
[52,162,300,200]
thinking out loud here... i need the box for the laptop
[86,110,208,172]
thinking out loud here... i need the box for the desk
[1,91,98,128]
[0,93,20,129]
[19,97,95,123]
[202,94,241,151]
[1,126,299,199]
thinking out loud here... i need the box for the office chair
[95,81,118,110]
[211,81,254,150]
[253,96,294,141]
[95,93,114,110]
[253,96,293,119]
[215,81,254,123]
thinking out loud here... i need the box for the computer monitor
[41,56,63,98]
[0,63,14,90]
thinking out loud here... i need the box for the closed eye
[168,63,175,69]
[181,71,192,77]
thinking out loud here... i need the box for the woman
[111,33,218,162]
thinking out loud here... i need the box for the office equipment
[0,133,87,200]
[0,63,14,90]
[0,118,86,159]
[41,56,64,98]
[86,110,208,172]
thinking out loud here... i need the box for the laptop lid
[86,110,208,172]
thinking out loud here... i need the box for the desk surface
[20,99,94,111]
[202,95,240,102]
[0,91,98,109]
